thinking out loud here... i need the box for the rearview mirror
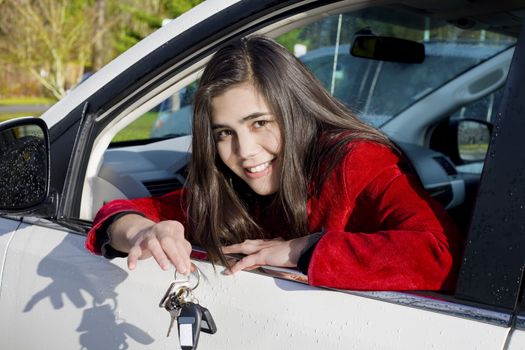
[0,117,50,211]
[351,35,425,64]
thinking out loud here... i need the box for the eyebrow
[211,112,270,129]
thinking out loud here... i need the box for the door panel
[0,221,511,349]
[507,329,525,350]
[0,217,20,287]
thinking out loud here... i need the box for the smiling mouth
[245,159,274,173]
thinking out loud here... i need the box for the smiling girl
[86,36,461,291]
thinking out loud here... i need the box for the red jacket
[86,141,461,291]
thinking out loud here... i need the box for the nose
[235,131,260,159]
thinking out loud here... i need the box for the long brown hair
[187,36,394,266]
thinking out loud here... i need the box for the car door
[508,303,525,349]
[0,218,513,349]
[0,1,523,349]
[467,16,525,350]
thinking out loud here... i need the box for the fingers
[222,237,298,275]
[147,237,171,271]
[126,220,191,273]
[226,253,264,275]
[161,237,192,274]
[222,239,270,255]
[127,245,142,270]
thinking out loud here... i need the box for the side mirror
[350,34,425,64]
[457,119,491,163]
[0,117,50,211]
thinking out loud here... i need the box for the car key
[177,302,203,350]
[166,303,181,337]
[197,304,217,334]
[162,286,191,337]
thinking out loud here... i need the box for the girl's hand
[127,220,192,274]
[221,236,310,274]
[109,214,192,274]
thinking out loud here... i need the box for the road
[0,105,50,115]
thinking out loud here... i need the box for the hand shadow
[23,235,126,311]
[22,235,153,349]
[77,304,153,350]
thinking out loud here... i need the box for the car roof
[400,0,525,37]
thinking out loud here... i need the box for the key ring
[174,262,201,291]
[159,263,201,308]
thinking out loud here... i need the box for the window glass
[276,6,515,127]
[453,87,504,174]
[457,121,490,162]
[451,87,504,124]
[111,81,197,143]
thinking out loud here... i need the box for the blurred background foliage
[0,0,509,124]
[0,0,203,108]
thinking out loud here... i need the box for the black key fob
[177,302,202,350]
[198,305,217,334]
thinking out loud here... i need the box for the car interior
[80,1,523,243]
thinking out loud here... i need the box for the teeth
[247,161,271,173]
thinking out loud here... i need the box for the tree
[91,0,106,72]
[0,0,95,99]
[110,0,204,55]
[0,0,204,99]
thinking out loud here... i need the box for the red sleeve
[307,142,462,291]
[85,189,187,255]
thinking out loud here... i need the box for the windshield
[286,6,517,126]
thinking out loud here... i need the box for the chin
[251,186,278,196]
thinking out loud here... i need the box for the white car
[1,0,525,349]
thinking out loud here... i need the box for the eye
[253,120,269,128]
[215,129,233,140]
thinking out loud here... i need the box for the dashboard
[94,137,469,222]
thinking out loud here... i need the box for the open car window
[88,4,517,223]
[110,81,198,145]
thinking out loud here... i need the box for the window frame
[455,20,525,315]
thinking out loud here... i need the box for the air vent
[142,178,183,196]
[433,156,457,176]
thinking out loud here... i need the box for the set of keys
[159,264,217,350]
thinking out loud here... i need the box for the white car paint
[507,329,525,350]
[0,218,19,292]
[0,220,510,349]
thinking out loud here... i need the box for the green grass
[1,109,158,143]
[0,112,40,122]
[0,97,56,106]
[112,112,158,142]
[0,96,53,123]
[459,143,489,161]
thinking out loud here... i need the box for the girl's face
[211,82,282,196]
